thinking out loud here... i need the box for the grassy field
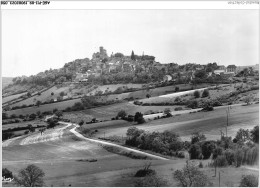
[2,92,27,104]
[63,102,186,122]
[6,98,82,116]
[91,104,259,141]
[2,125,173,187]
[2,122,258,187]
[5,83,203,117]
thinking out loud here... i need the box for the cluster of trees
[125,127,185,156]
[193,89,210,99]
[115,110,145,124]
[3,165,45,187]
[11,69,74,87]
[188,126,259,168]
[87,70,165,85]
[2,111,44,125]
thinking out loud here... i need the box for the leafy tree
[131,50,136,61]
[126,127,144,138]
[2,168,13,179]
[239,174,258,187]
[250,126,259,143]
[194,90,200,98]
[47,118,58,129]
[173,161,211,187]
[114,52,124,58]
[134,112,145,124]
[234,128,250,143]
[187,100,198,109]
[117,110,127,119]
[212,146,223,160]
[244,96,251,105]
[202,89,209,98]
[78,120,84,126]
[14,164,45,187]
[164,108,172,117]
[55,111,63,119]
[59,91,65,97]
[191,132,206,144]
[194,70,207,79]
[189,144,202,159]
[81,96,96,107]
[201,141,215,159]
[27,92,32,97]
[51,92,54,96]
[146,93,151,98]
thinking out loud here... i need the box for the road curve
[60,122,169,161]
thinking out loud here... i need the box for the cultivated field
[2,123,173,187]
[63,102,186,122]
[5,98,82,116]
[2,119,47,131]
[2,120,258,187]
[140,82,259,104]
[5,83,212,116]
[2,92,27,104]
[91,104,259,141]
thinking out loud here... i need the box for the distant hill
[2,77,13,88]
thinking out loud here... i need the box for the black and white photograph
[1,0,259,187]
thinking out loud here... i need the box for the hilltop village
[7,46,259,88]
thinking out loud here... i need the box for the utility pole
[219,171,221,187]
[225,106,230,137]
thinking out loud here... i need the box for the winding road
[2,122,168,160]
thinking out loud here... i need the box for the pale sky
[2,10,259,77]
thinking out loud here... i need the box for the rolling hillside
[2,77,13,88]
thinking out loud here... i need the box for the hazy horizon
[2,10,259,77]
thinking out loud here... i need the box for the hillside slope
[2,77,13,88]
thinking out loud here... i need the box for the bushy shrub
[202,89,209,98]
[213,155,228,167]
[177,151,186,158]
[234,149,244,167]
[239,174,259,187]
[135,174,168,187]
[187,100,198,109]
[212,146,223,160]
[174,97,181,102]
[224,149,235,165]
[135,163,155,177]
